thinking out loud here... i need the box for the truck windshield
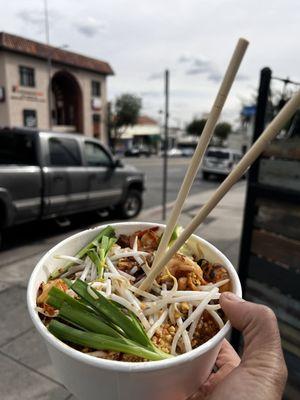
[206,150,230,159]
[0,131,37,165]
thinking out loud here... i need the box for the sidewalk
[0,182,246,399]
[138,181,246,267]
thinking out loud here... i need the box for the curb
[138,191,210,220]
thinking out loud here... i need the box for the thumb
[220,292,287,383]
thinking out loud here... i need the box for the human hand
[191,292,287,400]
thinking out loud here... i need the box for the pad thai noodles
[36,225,231,362]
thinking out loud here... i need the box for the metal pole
[231,67,272,351]
[162,69,169,220]
[252,67,272,144]
[107,102,114,151]
[44,0,52,129]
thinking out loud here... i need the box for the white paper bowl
[27,222,242,400]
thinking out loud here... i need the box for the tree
[186,119,207,136]
[113,93,142,138]
[214,122,232,140]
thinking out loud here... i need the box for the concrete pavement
[138,180,246,267]
[0,181,246,399]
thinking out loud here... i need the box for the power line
[272,76,300,86]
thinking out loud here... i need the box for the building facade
[0,32,114,143]
[227,105,256,153]
[117,116,161,153]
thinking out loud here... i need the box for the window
[0,86,5,102]
[0,131,37,165]
[23,110,37,128]
[233,153,242,162]
[49,137,81,166]
[206,150,230,159]
[91,80,101,97]
[19,66,35,87]
[92,114,101,137]
[93,114,101,123]
[84,142,111,167]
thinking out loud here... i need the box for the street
[0,155,235,281]
[124,156,220,209]
[0,156,221,254]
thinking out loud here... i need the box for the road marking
[126,158,191,167]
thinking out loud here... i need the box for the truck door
[43,136,88,217]
[0,129,42,224]
[83,141,122,209]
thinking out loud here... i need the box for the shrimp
[159,253,205,290]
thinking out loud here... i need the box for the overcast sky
[1,0,300,127]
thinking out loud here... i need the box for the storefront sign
[11,85,46,102]
[91,97,101,110]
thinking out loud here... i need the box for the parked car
[202,147,242,180]
[180,147,195,157]
[166,148,183,157]
[124,146,151,157]
[0,128,145,244]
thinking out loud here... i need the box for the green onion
[126,310,174,357]
[71,279,150,347]
[50,226,116,279]
[58,303,122,338]
[46,286,92,313]
[126,311,153,348]
[46,286,123,334]
[46,281,171,361]
[62,278,73,288]
[88,236,117,279]
[169,225,182,247]
[87,250,103,278]
[49,320,171,361]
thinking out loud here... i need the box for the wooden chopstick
[140,38,249,291]
[141,90,300,291]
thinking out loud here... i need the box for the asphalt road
[1,156,221,253]
[125,156,220,210]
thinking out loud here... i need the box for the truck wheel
[118,189,142,219]
[202,171,210,180]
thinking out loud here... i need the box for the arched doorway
[51,71,83,132]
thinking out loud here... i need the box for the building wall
[4,51,49,129]
[0,53,13,125]
[101,72,108,143]
[0,50,108,143]
[226,131,251,152]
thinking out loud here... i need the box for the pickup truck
[0,128,144,243]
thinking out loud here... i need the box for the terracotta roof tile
[137,115,158,125]
[0,32,114,75]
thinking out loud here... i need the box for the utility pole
[162,69,169,220]
[44,0,52,129]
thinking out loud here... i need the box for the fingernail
[222,292,245,302]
